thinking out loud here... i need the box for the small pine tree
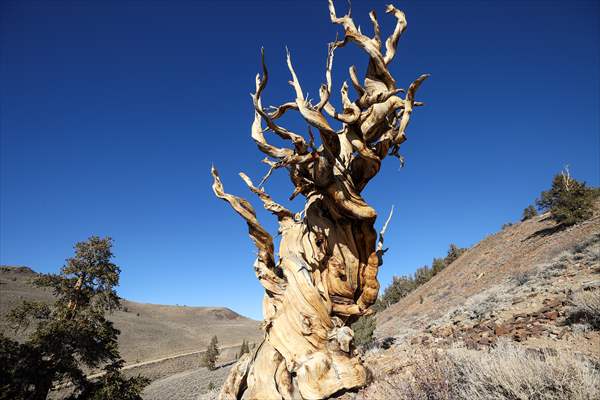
[521,205,538,221]
[445,244,466,265]
[414,265,433,286]
[239,339,250,356]
[431,257,446,275]
[351,315,376,347]
[203,335,220,370]
[536,169,597,227]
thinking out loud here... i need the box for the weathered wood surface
[211,2,427,399]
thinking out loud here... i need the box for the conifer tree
[203,335,220,371]
[521,205,538,221]
[537,169,597,227]
[445,244,466,265]
[0,236,148,400]
[239,339,250,356]
[431,257,446,275]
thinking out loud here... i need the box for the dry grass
[363,340,600,400]
[568,289,600,330]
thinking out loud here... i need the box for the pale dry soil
[142,364,232,400]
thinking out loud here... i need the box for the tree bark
[212,2,427,399]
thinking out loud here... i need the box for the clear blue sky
[1,0,598,320]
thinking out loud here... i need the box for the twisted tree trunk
[211,2,427,399]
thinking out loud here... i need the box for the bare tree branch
[383,5,407,65]
[394,74,430,144]
[239,173,294,221]
[369,10,381,48]
[211,166,286,297]
[376,205,394,255]
[328,0,395,89]
[348,65,365,97]
[286,48,336,134]
[252,49,308,154]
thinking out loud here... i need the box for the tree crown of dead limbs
[212,0,429,225]
[212,3,428,398]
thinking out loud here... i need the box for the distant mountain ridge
[0,265,262,364]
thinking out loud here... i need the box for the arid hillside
[0,266,262,364]
[343,205,600,399]
[376,206,599,340]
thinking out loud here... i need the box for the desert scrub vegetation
[374,244,467,311]
[351,315,376,347]
[370,340,600,400]
[567,289,600,330]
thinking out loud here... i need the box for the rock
[437,326,453,338]
[543,311,559,320]
[513,329,528,342]
[495,324,511,336]
[478,336,493,346]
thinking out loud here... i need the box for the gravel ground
[142,365,232,400]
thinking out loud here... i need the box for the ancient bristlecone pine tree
[211,2,427,399]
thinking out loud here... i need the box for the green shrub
[521,205,538,221]
[351,315,376,347]
[414,266,433,286]
[445,244,466,265]
[431,258,446,275]
[536,170,597,227]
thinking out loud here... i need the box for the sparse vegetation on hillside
[568,289,600,330]
[522,205,538,221]
[0,236,149,400]
[445,244,466,265]
[536,168,598,227]
[376,276,417,310]
[375,243,467,312]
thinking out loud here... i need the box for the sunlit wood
[212,2,428,398]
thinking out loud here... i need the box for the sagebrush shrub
[351,315,376,347]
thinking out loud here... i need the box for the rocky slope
[345,207,600,399]
[375,208,599,349]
